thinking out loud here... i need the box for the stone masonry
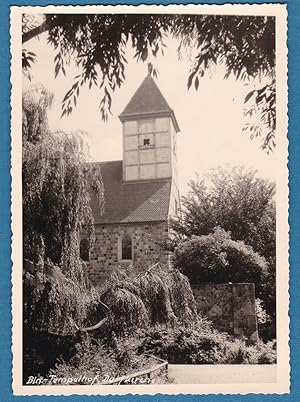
[192,283,258,342]
[85,221,169,286]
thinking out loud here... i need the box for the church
[81,73,181,285]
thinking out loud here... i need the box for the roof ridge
[150,76,173,112]
[119,75,148,116]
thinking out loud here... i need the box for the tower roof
[119,74,180,132]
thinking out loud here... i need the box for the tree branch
[22,21,48,44]
[136,262,160,278]
[81,317,108,332]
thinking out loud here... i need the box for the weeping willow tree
[22,85,104,334]
[100,264,199,337]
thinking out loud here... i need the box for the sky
[23,30,276,195]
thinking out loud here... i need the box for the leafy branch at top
[22,13,276,151]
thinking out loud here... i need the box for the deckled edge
[10,4,23,398]
[10,2,290,396]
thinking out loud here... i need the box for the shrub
[172,228,268,292]
[138,325,277,365]
[50,336,161,384]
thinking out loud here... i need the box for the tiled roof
[120,74,172,117]
[119,74,180,132]
[90,161,171,224]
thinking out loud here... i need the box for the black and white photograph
[11,4,288,395]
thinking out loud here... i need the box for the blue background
[0,0,299,400]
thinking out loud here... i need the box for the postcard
[11,3,289,395]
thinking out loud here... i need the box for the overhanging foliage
[22,13,275,151]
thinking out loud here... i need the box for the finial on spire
[147,62,152,76]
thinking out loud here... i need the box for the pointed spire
[119,73,180,132]
[120,74,171,117]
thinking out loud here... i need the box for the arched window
[121,235,132,260]
[80,239,90,262]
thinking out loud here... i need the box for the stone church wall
[192,283,258,342]
[85,221,169,287]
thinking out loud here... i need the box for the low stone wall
[192,283,258,342]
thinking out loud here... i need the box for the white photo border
[11,3,289,395]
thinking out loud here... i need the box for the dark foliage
[49,336,165,384]
[23,327,86,381]
[138,325,276,364]
[99,266,198,336]
[23,259,102,335]
[172,228,268,292]
[22,86,104,336]
[23,87,104,276]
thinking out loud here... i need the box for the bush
[172,228,268,292]
[138,325,277,365]
[50,336,161,384]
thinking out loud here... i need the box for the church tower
[119,72,180,210]
[85,72,182,284]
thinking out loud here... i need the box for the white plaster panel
[156,148,170,163]
[124,120,138,135]
[156,117,169,132]
[125,165,138,181]
[156,132,170,147]
[124,150,138,165]
[124,135,138,150]
[140,164,155,179]
[157,163,171,178]
[140,149,155,164]
[138,119,154,133]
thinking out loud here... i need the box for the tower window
[80,239,90,262]
[121,235,133,260]
[139,133,154,148]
